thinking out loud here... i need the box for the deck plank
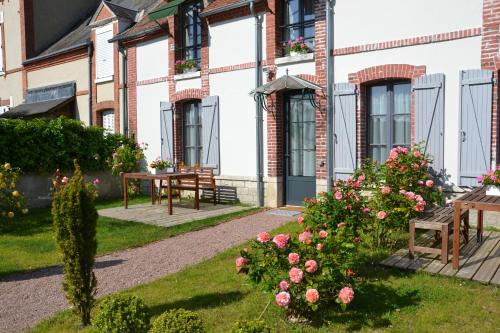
[471,235,500,283]
[455,232,499,280]
[490,262,500,285]
[424,232,477,274]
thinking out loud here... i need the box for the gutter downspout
[88,43,93,126]
[326,0,335,189]
[119,46,129,137]
[250,0,264,207]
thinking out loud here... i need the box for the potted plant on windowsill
[285,37,311,57]
[175,59,198,74]
[149,157,173,175]
[477,167,500,196]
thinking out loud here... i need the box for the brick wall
[127,46,137,137]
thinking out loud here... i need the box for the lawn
[0,197,261,277]
[31,222,500,333]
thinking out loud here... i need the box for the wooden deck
[380,230,500,285]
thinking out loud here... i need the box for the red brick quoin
[348,64,426,163]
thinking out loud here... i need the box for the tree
[52,161,97,325]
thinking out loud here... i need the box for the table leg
[452,204,461,270]
[123,176,128,209]
[167,178,173,215]
[158,180,162,205]
[195,174,200,210]
[477,210,484,243]
[151,180,155,205]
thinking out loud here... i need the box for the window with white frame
[0,11,5,74]
[102,110,115,134]
[95,24,114,81]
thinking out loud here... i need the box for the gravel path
[0,210,292,333]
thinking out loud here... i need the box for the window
[0,11,4,74]
[102,110,115,134]
[183,101,203,166]
[367,82,411,162]
[95,24,114,81]
[180,1,202,66]
[282,0,315,54]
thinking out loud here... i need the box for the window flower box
[477,167,500,196]
[284,37,311,57]
[175,59,198,74]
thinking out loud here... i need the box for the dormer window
[282,0,315,55]
[95,24,114,82]
[179,1,202,68]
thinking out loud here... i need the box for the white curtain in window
[102,110,115,134]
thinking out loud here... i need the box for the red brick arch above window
[173,89,204,102]
[348,64,426,84]
[95,101,114,112]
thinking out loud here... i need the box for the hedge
[0,117,134,172]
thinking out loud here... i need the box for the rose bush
[236,224,357,318]
[109,142,146,196]
[357,145,444,247]
[0,163,27,221]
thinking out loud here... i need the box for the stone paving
[98,201,249,227]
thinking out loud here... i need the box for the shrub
[0,163,27,221]
[110,142,146,196]
[150,308,205,333]
[237,225,357,318]
[356,145,444,247]
[51,161,98,325]
[231,320,273,333]
[0,117,134,172]
[92,295,149,333]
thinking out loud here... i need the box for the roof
[0,97,75,119]
[249,74,324,97]
[28,0,159,62]
[201,0,258,17]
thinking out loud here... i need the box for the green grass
[0,197,261,277]
[31,222,500,333]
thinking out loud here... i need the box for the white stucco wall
[334,0,483,48]
[137,82,168,165]
[137,36,169,81]
[175,77,201,91]
[276,59,316,77]
[210,68,257,177]
[334,36,482,185]
[209,14,266,68]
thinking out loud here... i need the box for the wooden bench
[161,166,217,205]
[409,206,469,264]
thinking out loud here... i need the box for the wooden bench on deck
[160,166,217,205]
[409,206,469,264]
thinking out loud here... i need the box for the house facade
[1,0,499,207]
[117,0,500,207]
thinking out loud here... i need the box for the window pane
[184,101,202,165]
[290,150,301,176]
[369,116,387,145]
[303,122,315,150]
[303,0,314,21]
[303,149,315,176]
[370,85,387,115]
[393,115,410,146]
[394,83,411,114]
[285,0,300,24]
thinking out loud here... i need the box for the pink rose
[297,216,304,224]
[415,195,424,202]
[376,211,387,220]
[279,280,289,291]
[415,201,426,212]
[316,243,324,251]
[273,234,289,249]
[406,191,415,200]
[334,191,343,200]
[357,175,365,182]
[289,267,304,283]
[337,222,346,228]
[288,252,300,265]
[413,150,421,158]
[425,179,434,188]
[381,186,392,194]
[338,287,354,304]
[93,178,101,186]
[257,231,271,243]
[298,230,312,243]
[305,288,320,304]
[275,291,291,307]
[389,150,398,159]
[319,230,328,238]
[362,207,371,214]
[305,260,318,273]
[235,257,248,271]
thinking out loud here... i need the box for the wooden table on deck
[123,172,199,215]
[453,187,491,269]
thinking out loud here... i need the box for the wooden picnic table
[453,186,492,269]
[123,172,199,215]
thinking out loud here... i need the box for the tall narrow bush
[52,161,98,325]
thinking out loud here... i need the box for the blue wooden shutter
[333,82,357,180]
[414,73,445,179]
[160,101,174,162]
[201,96,220,175]
[459,69,493,186]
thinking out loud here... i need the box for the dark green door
[285,91,316,205]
